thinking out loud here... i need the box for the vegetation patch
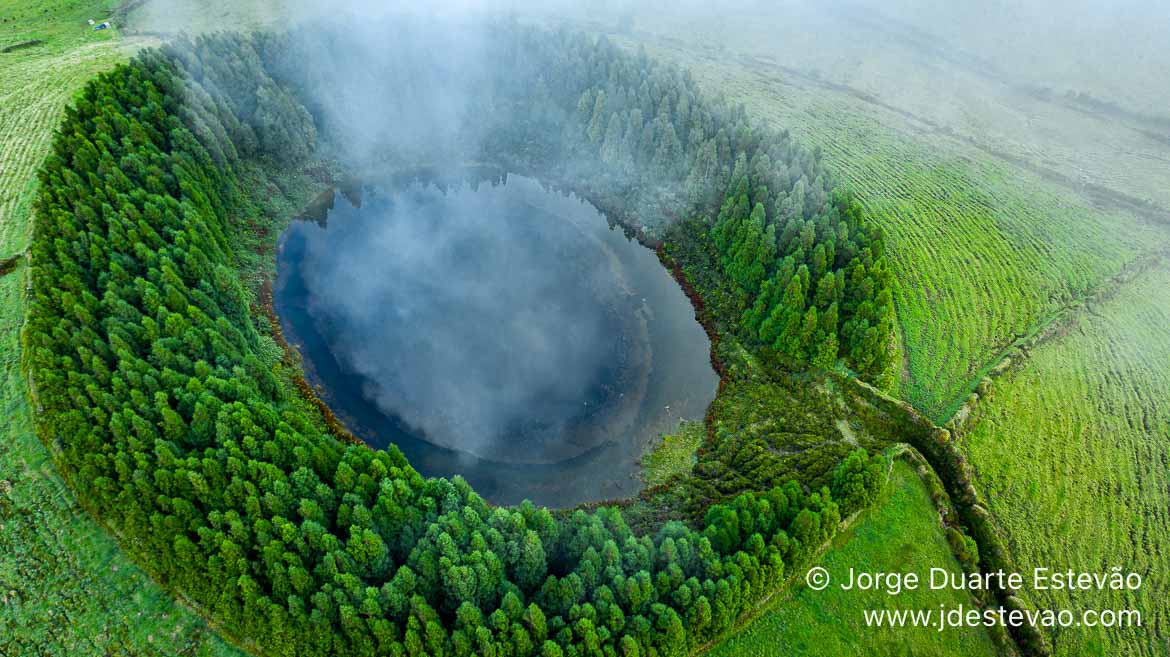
[641,420,705,489]
[0,254,20,277]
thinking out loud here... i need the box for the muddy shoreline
[255,278,364,447]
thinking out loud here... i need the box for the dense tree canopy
[27,25,893,657]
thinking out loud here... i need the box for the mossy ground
[641,420,706,488]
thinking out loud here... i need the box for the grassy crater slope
[961,263,1170,657]
[0,1,238,655]
[706,458,1002,657]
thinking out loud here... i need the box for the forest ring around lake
[21,19,1045,657]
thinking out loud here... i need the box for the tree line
[183,25,895,385]
[27,24,891,657]
[483,27,897,387]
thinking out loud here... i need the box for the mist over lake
[275,172,718,506]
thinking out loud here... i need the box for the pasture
[961,263,1170,657]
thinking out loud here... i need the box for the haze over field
[130,0,1170,219]
[133,0,1170,108]
[619,0,1170,107]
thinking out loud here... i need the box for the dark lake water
[274,172,717,507]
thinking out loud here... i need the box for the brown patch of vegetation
[255,278,364,447]
[656,243,729,453]
[0,255,20,277]
[1,40,44,53]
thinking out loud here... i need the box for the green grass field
[0,2,240,655]
[961,263,1170,657]
[705,458,1002,657]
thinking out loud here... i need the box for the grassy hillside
[0,2,238,655]
[611,31,1170,423]
[706,458,1003,657]
[961,263,1170,657]
[587,1,1170,422]
[607,2,1170,211]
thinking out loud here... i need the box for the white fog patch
[295,177,635,463]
